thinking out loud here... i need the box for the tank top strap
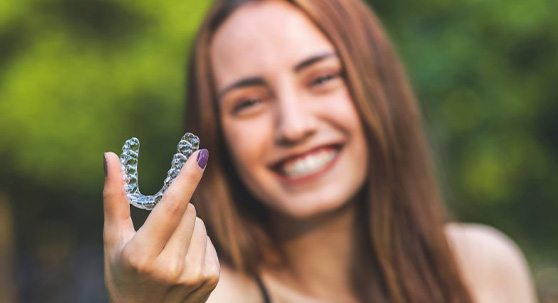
[255,275,272,303]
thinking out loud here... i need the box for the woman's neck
[263,201,362,302]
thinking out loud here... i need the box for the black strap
[255,275,272,303]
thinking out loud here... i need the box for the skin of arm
[446,223,538,303]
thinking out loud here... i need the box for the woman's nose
[274,94,316,146]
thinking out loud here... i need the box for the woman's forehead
[210,1,335,88]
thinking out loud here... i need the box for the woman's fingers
[180,236,220,303]
[165,228,220,303]
[203,237,220,281]
[180,217,208,285]
[103,152,135,248]
[159,203,198,259]
[134,149,209,254]
[149,217,209,298]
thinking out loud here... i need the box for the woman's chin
[267,193,355,221]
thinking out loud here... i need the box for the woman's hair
[185,0,473,302]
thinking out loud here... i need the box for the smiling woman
[186,0,471,302]
[102,0,538,302]
[212,14,368,218]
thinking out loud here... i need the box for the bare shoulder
[206,264,263,303]
[445,223,538,303]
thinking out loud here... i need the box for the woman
[102,0,537,302]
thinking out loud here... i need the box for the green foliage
[369,0,558,270]
[0,0,211,191]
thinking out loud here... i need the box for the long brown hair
[185,0,473,302]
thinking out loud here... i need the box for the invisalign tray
[119,133,200,210]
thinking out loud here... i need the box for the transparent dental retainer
[119,132,200,210]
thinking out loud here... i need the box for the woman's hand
[102,150,219,303]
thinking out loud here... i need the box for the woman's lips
[271,144,342,182]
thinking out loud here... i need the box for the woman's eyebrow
[293,52,337,73]
[218,77,266,100]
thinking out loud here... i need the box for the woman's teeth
[280,149,337,178]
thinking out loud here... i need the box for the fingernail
[197,149,209,169]
[103,153,108,177]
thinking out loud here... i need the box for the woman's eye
[232,98,260,115]
[310,72,340,87]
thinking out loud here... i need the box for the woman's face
[211,0,368,219]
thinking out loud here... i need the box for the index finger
[134,148,209,253]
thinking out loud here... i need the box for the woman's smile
[270,143,342,183]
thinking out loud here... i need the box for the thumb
[103,152,134,245]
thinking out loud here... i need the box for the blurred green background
[0,0,556,302]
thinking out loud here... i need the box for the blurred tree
[0,0,211,190]
[0,1,212,301]
[369,0,558,261]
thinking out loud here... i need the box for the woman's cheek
[223,116,271,170]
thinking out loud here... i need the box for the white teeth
[281,149,337,178]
